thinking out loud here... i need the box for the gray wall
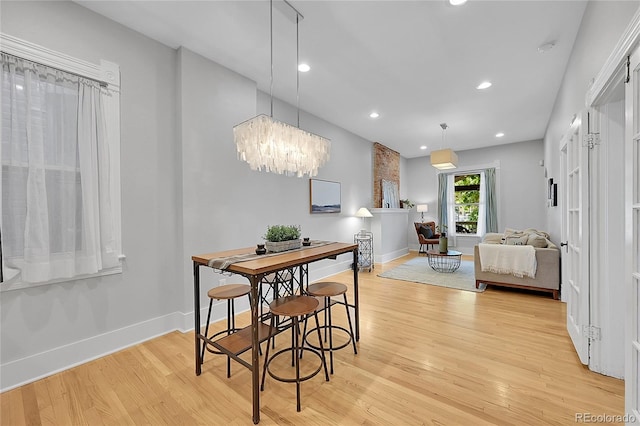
[404,139,546,254]
[0,0,373,390]
[1,0,181,388]
[544,0,640,239]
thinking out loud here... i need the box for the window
[453,173,481,234]
[439,166,498,237]
[1,34,121,289]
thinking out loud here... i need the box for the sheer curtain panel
[1,53,118,284]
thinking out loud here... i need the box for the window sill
[0,265,123,293]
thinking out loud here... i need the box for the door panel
[566,113,589,365]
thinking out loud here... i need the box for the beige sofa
[474,232,560,299]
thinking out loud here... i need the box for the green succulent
[263,225,301,242]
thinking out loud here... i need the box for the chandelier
[233,0,330,177]
[431,123,458,170]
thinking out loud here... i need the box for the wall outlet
[219,278,226,286]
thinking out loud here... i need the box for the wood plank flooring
[1,253,625,425]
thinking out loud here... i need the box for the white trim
[0,33,120,88]
[369,208,410,215]
[586,7,640,107]
[0,266,123,293]
[1,311,183,392]
[374,247,409,264]
[435,160,500,175]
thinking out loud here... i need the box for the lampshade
[355,207,373,218]
[431,123,457,170]
[234,115,331,177]
[431,148,458,170]
[416,204,428,213]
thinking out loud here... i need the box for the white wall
[544,0,640,240]
[542,1,638,379]
[404,139,546,254]
[1,1,181,390]
[0,1,374,390]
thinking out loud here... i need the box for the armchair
[414,222,440,254]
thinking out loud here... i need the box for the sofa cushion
[419,225,434,239]
[527,234,549,248]
[483,233,504,244]
[504,234,529,245]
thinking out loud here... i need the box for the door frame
[586,7,640,422]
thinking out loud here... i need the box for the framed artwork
[381,179,400,208]
[310,179,341,213]
[547,178,557,207]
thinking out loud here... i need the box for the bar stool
[260,295,329,412]
[201,283,251,377]
[303,281,357,374]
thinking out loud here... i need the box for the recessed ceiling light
[477,81,492,90]
[298,63,310,72]
[15,84,23,90]
[420,145,427,150]
[537,42,556,53]
[369,112,379,118]
[495,132,505,138]
[449,0,467,5]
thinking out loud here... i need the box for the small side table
[426,249,462,273]
[354,231,373,272]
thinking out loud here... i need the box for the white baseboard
[1,311,186,392]
[1,258,355,392]
[374,247,409,264]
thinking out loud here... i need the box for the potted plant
[263,225,302,253]
[400,199,415,209]
[436,224,448,253]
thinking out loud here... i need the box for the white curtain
[1,53,117,283]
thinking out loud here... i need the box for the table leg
[250,274,260,424]
[353,248,360,342]
[193,262,202,375]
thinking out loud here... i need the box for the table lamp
[417,204,428,222]
[355,207,373,232]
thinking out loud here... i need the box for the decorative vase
[438,236,448,253]
[255,244,267,255]
[265,239,302,253]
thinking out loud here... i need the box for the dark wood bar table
[191,242,359,424]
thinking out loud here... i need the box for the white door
[560,143,568,303]
[566,112,590,365]
[624,45,640,423]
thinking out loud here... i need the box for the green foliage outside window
[454,174,480,233]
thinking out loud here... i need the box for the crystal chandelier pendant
[234,114,331,177]
[233,0,330,178]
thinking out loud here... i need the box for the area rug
[378,257,486,293]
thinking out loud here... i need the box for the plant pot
[438,236,448,253]
[265,239,302,253]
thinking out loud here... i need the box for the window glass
[454,174,480,234]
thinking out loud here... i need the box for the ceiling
[75,0,588,158]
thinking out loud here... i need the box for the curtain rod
[1,51,108,87]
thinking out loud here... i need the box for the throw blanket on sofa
[478,243,537,278]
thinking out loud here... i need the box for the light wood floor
[1,253,624,425]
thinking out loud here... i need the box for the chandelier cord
[269,0,274,118]
[296,14,300,128]
[440,122,448,149]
